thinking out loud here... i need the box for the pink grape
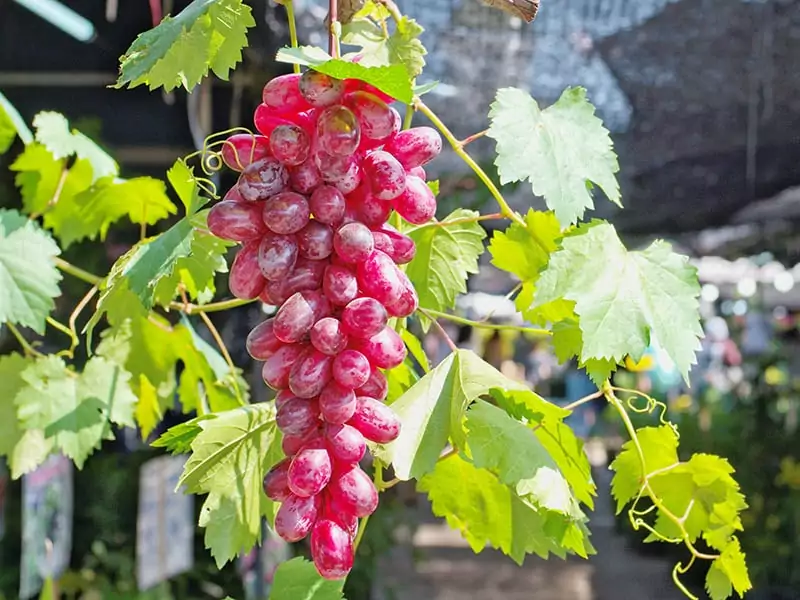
[385,127,443,169]
[334,222,374,263]
[289,350,333,398]
[321,497,359,538]
[246,319,283,360]
[356,250,404,305]
[345,91,396,140]
[289,159,323,194]
[288,446,332,497]
[349,186,392,227]
[324,423,366,464]
[314,149,351,180]
[349,396,401,443]
[343,76,394,104]
[224,185,245,202]
[384,281,419,318]
[297,220,334,260]
[263,73,311,113]
[274,291,324,343]
[351,326,406,369]
[311,520,354,579]
[329,160,362,195]
[262,344,308,390]
[372,230,394,257]
[221,133,271,171]
[362,151,406,201]
[316,105,361,156]
[374,224,416,264]
[276,397,320,437]
[331,349,371,390]
[275,389,298,409]
[229,241,266,299]
[270,124,310,166]
[283,429,320,457]
[323,265,359,306]
[309,185,346,225]
[207,200,266,241]
[257,233,299,281]
[275,493,319,542]
[311,317,349,356]
[357,367,388,401]
[254,105,296,137]
[238,158,290,202]
[393,175,436,224]
[263,459,291,501]
[327,466,378,518]
[263,257,328,304]
[319,383,357,425]
[341,297,388,339]
[408,166,426,180]
[263,191,310,235]
[299,71,344,107]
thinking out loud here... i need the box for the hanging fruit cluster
[207,70,442,579]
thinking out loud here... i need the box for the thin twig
[562,389,603,412]
[54,258,102,285]
[421,308,551,337]
[169,297,257,314]
[284,1,301,74]
[458,129,488,148]
[69,285,98,354]
[47,316,79,358]
[419,307,457,351]
[198,311,244,404]
[7,323,42,357]
[328,0,340,58]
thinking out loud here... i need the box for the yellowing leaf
[116,0,255,92]
[488,87,620,226]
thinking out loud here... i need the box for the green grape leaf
[167,158,207,215]
[534,222,702,381]
[15,355,137,469]
[609,425,679,514]
[706,539,751,599]
[401,328,429,372]
[385,358,419,404]
[418,453,589,562]
[550,320,619,384]
[276,46,413,104]
[381,349,527,480]
[116,0,256,92]
[706,560,733,600]
[33,112,117,180]
[0,209,62,334]
[341,15,427,78]
[0,91,32,151]
[487,87,620,226]
[152,415,214,454]
[178,404,283,566]
[407,209,486,328]
[425,179,440,196]
[269,557,345,600]
[0,353,33,459]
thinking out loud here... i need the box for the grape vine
[0,0,752,598]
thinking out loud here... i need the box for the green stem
[402,104,414,130]
[404,212,503,234]
[421,308,551,337]
[459,129,488,147]
[414,100,525,228]
[562,390,603,412]
[169,297,256,314]
[6,323,42,357]
[285,1,301,74]
[418,307,457,351]
[46,316,79,358]
[54,257,102,286]
[198,311,245,405]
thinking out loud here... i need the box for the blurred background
[1,0,799,598]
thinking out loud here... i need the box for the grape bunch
[207,71,442,579]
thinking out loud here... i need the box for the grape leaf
[385,358,419,404]
[152,415,214,454]
[550,319,619,384]
[401,328,429,372]
[178,404,283,566]
[0,353,32,458]
[706,539,751,599]
[33,112,117,181]
[381,349,527,480]
[341,15,427,78]
[418,453,589,562]
[167,159,206,214]
[706,560,733,600]
[276,46,413,104]
[487,87,620,226]
[15,355,137,469]
[0,91,32,151]
[0,209,62,334]
[407,209,486,329]
[116,0,255,92]
[534,222,702,381]
[269,557,345,600]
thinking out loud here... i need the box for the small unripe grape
[341,297,388,339]
[319,383,357,425]
[263,458,291,501]
[221,134,271,172]
[229,241,266,300]
[207,200,267,242]
[311,317,349,356]
[263,191,310,235]
[246,318,283,360]
[275,493,319,542]
[288,446,332,497]
[349,396,401,443]
[297,220,334,260]
[299,71,345,107]
[309,185,346,226]
[311,519,354,579]
[327,466,378,518]
[238,158,290,202]
[262,344,309,390]
[334,222,374,263]
[276,396,320,437]
[332,349,371,390]
[362,151,406,201]
[257,233,298,281]
[270,124,310,166]
[324,423,366,464]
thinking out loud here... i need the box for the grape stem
[421,308,551,337]
[402,104,414,130]
[562,389,603,412]
[54,257,102,286]
[328,0,340,58]
[6,323,43,358]
[458,129,488,148]
[405,212,503,234]
[46,316,79,359]
[284,1,301,74]
[375,0,403,23]
[197,309,246,406]
[418,307,457,351]
[414,99,526,228]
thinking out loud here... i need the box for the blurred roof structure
[2,0,800,262]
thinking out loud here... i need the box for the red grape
[289,159,323,194]
[263,191,311,235]
[357,366,388,401]
[334,222,374,263]
[229,241,266,299]
[309,185,346,225]
[356,250,404,305]
[275,493,319,542]
[262,344,309,390]
[385,127,442,169]
[393,175,436,224]
[246,318,282,360]
[221,133,271,172]
[362,151,406,201]
[299,71,345,107]
[297,220,334,260]
[311,317,349,356]
[264,458,291,501]
[263,73,311,113]
[207,200,266,241]
[288,446,332,497]
[276,396,320,437]
[349,396,401,443]
[324,423,366,464]
[257,233,299,281]
[350,189,392,228]
[351,326,406,369]
[316,105,361,156]
[238,158,290,201]
[274,291,319,343]
[289,349,333,398]
[254,104,295,137]
[319,383,357,425]
[373,224,416,263]
[327,466,378,518]
[341,297,388,339]
[332,349,371,390]
[275,389,298,408]
[311,519,354,579]
[323,265,359,306]
[346,91,396,140]
[270,124,310,166]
